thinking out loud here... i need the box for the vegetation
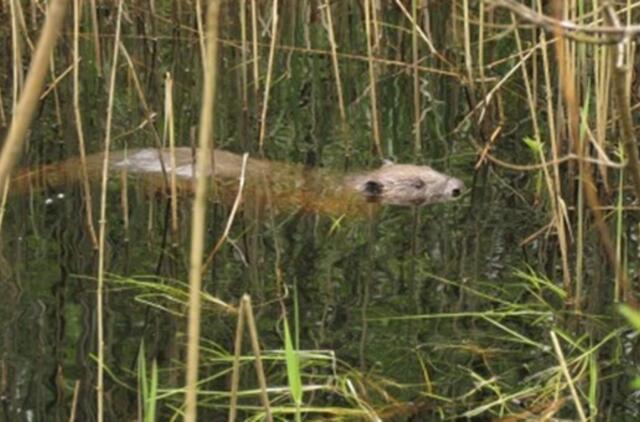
[1,0,640,420]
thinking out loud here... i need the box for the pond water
[1,1,638,421]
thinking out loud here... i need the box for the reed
[363,0,382,158]
[258,0,279,154]
[184,1,221,420]
[96,2,124,421]
[323,0,351,161]
[0,0,68,195]
[73,0,98,249]
[3,1,640,420]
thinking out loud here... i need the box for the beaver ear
[362,180,383,199]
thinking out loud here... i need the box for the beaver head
[347,162,464,206]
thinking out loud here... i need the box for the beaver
[11,147,463,216]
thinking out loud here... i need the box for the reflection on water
[3,158,638,420]
[1,180,474,419]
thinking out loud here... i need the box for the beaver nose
[447,178,464,199]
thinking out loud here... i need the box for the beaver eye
[363,180,383,196]
[411,179,425,190]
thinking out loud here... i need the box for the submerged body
[12,147,464,216]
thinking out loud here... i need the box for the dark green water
[1,1,639,421]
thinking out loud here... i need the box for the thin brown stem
[184,1,222,420]
[411,0,421,155]
[164,73,179,246]
[364,0,382,158]
[250,0,260,100]
[258,0,279,154]
[203,153,249,272]
[68,380,81,422]
[89,0,102,76]
[322,0,351,160]
[228,300,246,422]
[96,1,124,421]
[0,0,69,193]
[242,295,273,422]
[73,0,99,249]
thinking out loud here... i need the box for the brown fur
[11,148,463,216]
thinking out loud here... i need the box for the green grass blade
[284,318,302,421]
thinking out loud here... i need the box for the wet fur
[12,148,463,215]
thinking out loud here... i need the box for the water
[1,1,637,420]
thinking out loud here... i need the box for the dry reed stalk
[184,1,221,420]
[411,0,421,155]
[550,0,576,176]
[242,294,273,421]
[118,44,166,153]
[511,7,556,237]
[322,0,351,159]
[0,181,9,231]
[364,0,382,158]
[573,1,593,311]
[258,0,279,154]
[147,197,155,235]
[7,0,24,153]
[73,0,99,249]
[370,0,380,49]
[13,0,35,51]
[164,73,179,246]
[512,17,541,137]
[236,1,251,151]
[218,35,458,77]
[118,42,171,211]
[9,7,19,116]
[0,0,68,192]
[240,0,249,114]
[250,0,260,100]
[615,144,626,302]
[550,3,636,306]
[477,0,487,96]
[0,81,6,126]
[462,0,475,92]
[604,6,640,204]
[537,30,572,297]
[47,54,63,126]
[463,46,539,163]
[39,62,74,100]
[119,159,130,243]
[393,0,448,64]
[68,380,80,422]
[203,153,249,271]
[228,297,246,422]
[117,146,130,245]
[195,0,207,74]
[591,9,611,303]
[96,1,124,420]
[603,5,640,304]
[549,331,588,422]
[594,21,611,185]
[89,0,102,76]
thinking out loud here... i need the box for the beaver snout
[446,178,464,199]
[344,163,464,207]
